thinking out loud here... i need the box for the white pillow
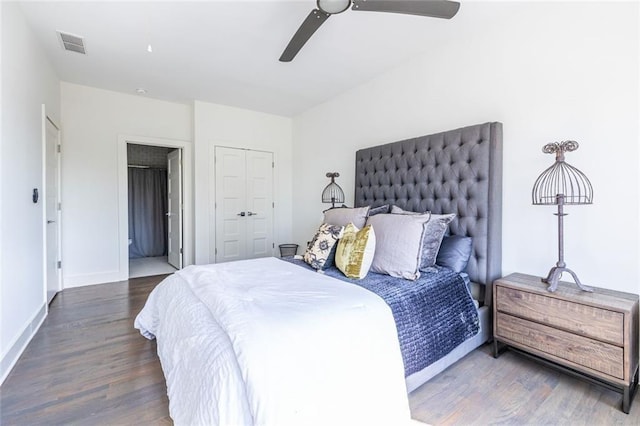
[323,206,370,229]
[390,206,456,269]
[365,213,431,280]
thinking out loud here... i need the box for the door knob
[247,211,256,217]
[47,220,56,224]
[237,212,246,217]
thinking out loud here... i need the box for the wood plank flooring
[411,345,640,425]
[1,275,638,425]
[0,276,171,425]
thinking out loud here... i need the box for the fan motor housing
[317,0,351,15]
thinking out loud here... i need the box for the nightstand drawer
[496,286,624,346]
[496,312,624,379]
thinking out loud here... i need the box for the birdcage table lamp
[532,141,593,293]
[322,172,345,208]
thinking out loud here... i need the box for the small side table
[493,273,639,413]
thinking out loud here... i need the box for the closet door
[245,150,274,259]
[215,147,248,262]
[214,147,274,263]
[214,146,274,263]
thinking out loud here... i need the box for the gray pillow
[390,206,456,269]
[367,204,390,216]
[436,235,473,273]
[365,213,431,280]
[323,206,370,229]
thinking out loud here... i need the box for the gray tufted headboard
[355,122,503,307]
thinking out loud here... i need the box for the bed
[135,121,503,424]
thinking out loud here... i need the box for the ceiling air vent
[57,31,86,54]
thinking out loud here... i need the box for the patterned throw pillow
[335,223,376,279]
[303,223,345,270]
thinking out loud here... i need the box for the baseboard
[63,270,123,288]
[0,303,47,385]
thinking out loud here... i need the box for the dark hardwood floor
[1,275,638,425]
[0,276,171,425]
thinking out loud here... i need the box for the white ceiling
[18,0,486,117]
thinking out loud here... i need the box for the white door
[214,147,274,262]
[167,149,183,269]
[45,117,61,303]
[215,147,248,263]
[245,150,274,258]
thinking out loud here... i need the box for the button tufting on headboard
[354,122,503,306]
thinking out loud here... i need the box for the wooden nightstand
[493,273,639,413]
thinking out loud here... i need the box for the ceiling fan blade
[279,9,331,62]
[351,0,460,19]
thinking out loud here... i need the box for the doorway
[117,134,193,281]
[127,144,179,278]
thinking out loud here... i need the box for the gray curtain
[128,168,168,258]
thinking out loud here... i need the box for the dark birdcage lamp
[532,140,593,292]
[322,172,345,208]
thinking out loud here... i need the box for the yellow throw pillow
[335,223,376,279]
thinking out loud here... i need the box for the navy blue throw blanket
[282,258,479,376]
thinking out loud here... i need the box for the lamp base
[543,266,593,293]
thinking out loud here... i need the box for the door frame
[117,135,193,280]
[41,106,62,304]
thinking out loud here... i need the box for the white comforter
[135,257,413,426]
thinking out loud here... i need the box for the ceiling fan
[279,0,461,62]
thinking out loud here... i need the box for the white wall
[60,87,293,286]
[193,101,293,263]
[292,1,639,294]
[1,2,60,382]
[60,82,192,287]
